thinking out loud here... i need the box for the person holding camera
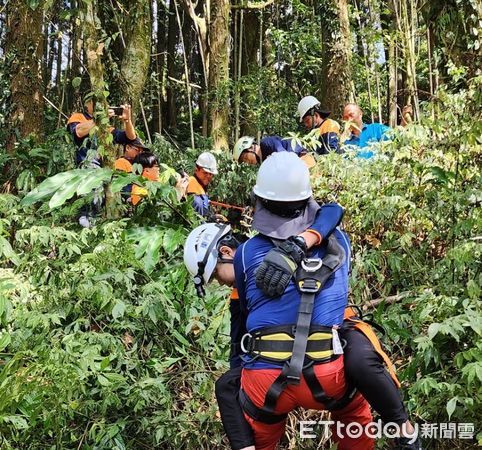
[67,99,138,227]
[67,99,137,167]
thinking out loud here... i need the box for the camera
[110,106,124,116]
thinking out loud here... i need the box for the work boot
[394,436,423,450]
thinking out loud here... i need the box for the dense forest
[0,0,481,449]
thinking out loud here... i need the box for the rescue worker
[186,152,218,217]
[114,138,150,202]
[185,198,345,450]
[184,228,373,449]
[184,192,343,450]
[297,96,342,154]
[342,103,391,158]
[67,95,138,226]
[233,135,315,168]
[130,152,160,206]
[67,98,137,167]
[114,138,150,173]
[184,153,421,450]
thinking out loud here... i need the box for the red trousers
[241,356,374,450]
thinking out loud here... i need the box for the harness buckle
[286,374,301,385]
[301,258,323,272]
[240,333,254,354]
[298,278,321,293]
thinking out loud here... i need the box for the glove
[255,236,307,297]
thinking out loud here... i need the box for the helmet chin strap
[304,107,317,131]
[193,224,229,298]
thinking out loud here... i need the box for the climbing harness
[238,234,358,423]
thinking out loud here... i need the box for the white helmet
[183,223,231,296]
[297,95,320,122]
[253,152,312,201]
[196,151,218,174]
[233,136,255,162]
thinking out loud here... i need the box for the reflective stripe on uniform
[344,307,401,388]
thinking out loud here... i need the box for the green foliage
[1,129,75,194]
[0,209,230,448]
[0,78,481,449]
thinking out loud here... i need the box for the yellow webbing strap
[344,308,401,388]
[254,332,334,361]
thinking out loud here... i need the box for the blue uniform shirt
[234,228,351,369]
[308,203,343,241]
[192,194,210,217]
[344,123,390,159]
[259,135,304,161]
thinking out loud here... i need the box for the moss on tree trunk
[120,0,152,126]
[5,0,46,150]
[82,0,118,218]
[318,0,353,116]
[208,0,230,151]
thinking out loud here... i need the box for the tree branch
[364,292,413,309]
[231,0,275,9]
[168,76,202,90]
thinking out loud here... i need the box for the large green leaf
[76,169,113,195]
[125,227,167,273]
[446,396,458,420]
[0,236,20,266]
[21,170,84,206]
[49,175,84,209]
[111,173,141,193]
[163,228,185,254]
[143,232,164,273]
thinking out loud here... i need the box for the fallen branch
[364,291,413,309]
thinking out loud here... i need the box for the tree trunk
[82,0,117,218]
[353,0,374,121]
[46,25,56,92]
[166,0,178,129]
[387,36,398,127]
[208,0,230,150]
[174,0,195,149]
[318,0,353,116]
[68,4,83,112]
[392,0,419,120]
[382,1,398,127]
[240,9,261,137]
[120,0,151,126]
[5,0,46,150]
[153,0,166,134]
[57,29,71,128]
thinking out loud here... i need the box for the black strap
[303,364,357,411]
[283,236,346,385]
[262,365,290,413]
[283,290,315,384]
[238,389,287,424]
[303,364,337,407]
